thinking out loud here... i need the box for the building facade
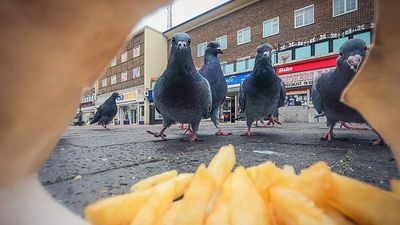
[163,0,375,122]
[95,26,167,125]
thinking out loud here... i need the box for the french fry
[170,173,193,200]
[156,200,183,225]
[85,190,152,225]
[328,173,400,225]
[270,186,335,225]
[131,180,176,225]
[247,161,293,193]
[293,162,334,203]
[282,165,296,176]
[205,175,232,225]
[207,144,236,187]
[173,164,217,225]
[130,170,178,192]
[230,166,270,225]
[391,179,400,198]
[319,203,357,225]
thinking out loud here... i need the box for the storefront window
[287,94,308,106]
[295,46,311,60]
[271,51,276,65]
[249,58,255,69]
[333,37,349,52]
[278,50,292,63]
[353,31,371,46]
[314,41,329,56]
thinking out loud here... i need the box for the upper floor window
[121,51,128,63]
[225,63,235,74]
[236,57,255,72]
[133,66,141,78]
[314,41,330,56]
[294,5,314,28]
[295,46,311,60]
[353,31,371,46]
[121,71,128,82]
[133,46,140,58]
[333,37,349,52]
[101,78,107,87]
[215,35,228,50]
[333,0,357,17]
[110,58,117,67]
[278,50,292,63]
[237,27,251,45]
[111,75,117,85]
[197,42,207,57]
[263,17,279,37]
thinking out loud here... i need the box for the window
[111,75,117,85]
[215,35,227,50]
[236,57,254,72]
[353,31,371,46]
[197,42,207,57]
[295,46,311,60]
[278,50,292,63]
[121,51,127,62]
[111,58,117,67]
[121,71,128,82]
[133,46,140,58]
[221,63,227,74]
[133,66,141,78]
[271,51,277,65]
[333,37,349,52]
[333,0,357,17]
[225,63,234,74]
[263,17,279,37]
[294,5,314,28]
[237,27,251,45]
[315,41,330,56]
[101,78,107,87]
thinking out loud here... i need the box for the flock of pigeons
[91,32,383,144]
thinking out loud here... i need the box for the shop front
[80,95,96,125]
[116,90,144,125]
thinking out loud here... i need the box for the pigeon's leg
[255,119,270,128]
[187,122,203,142]
[211,108,232,136]
[241,118,258,137]
[102,124,110,130]
[179,124,188,130]
[340,122,368,130]
[183,124,193,135]
[266,115,282,126]
[321,124,335,141]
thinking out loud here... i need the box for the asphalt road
[39,121,399,216]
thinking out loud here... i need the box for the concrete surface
[39,121,399,216]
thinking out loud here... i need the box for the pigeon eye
[339,51,343,56]
[188,39,191,44]
[171,39,175,44]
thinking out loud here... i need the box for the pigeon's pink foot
[179,124,188,130]
[255,121,270,128]
[321,132,334,142]
[340,122,368,130]
[266,116,282,126]
[241,129,258,137]
[372,138,386,146]
[187,133,203,142]
[215,128,232,136]
[147,128,167,140]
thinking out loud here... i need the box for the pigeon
[90,92,119,130]
[312,38,383,143]
[239,43,285,136]
[149,32,212,142]
[199,41,232,136]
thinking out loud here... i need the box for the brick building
[96,26,167,125]
[164,0,375,122]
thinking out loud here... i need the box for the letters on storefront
[280,67,335,88]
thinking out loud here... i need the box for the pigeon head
[255,43,273,67]
[205,41,223,56]
[171,32,191,53]
[337,38,367,73]
[111,92,120,98]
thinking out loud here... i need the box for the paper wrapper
[342,0,400,167]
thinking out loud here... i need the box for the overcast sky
[133,0,230,32]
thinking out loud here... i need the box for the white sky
[133,0,230,32]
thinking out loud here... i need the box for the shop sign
[81,95,95,103]
[276,56,337,75]
[116,91,137,103]
[280,67,335,88]
[224,72,251,86]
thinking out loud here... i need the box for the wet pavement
[39,121,399,216]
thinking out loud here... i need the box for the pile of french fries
[85,145,400,225]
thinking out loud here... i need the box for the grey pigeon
[149,32,212,141]
[199,41,231,136]
[239,43,285,136]
[312,38,383,144]
[90,92,119,130]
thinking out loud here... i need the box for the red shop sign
[276,55,338,75]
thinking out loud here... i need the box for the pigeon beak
[217,48,223,54]
[177,41,187,50]
[263,51,270,58]
[346,54,363,72]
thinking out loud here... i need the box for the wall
[279,106,327,123]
